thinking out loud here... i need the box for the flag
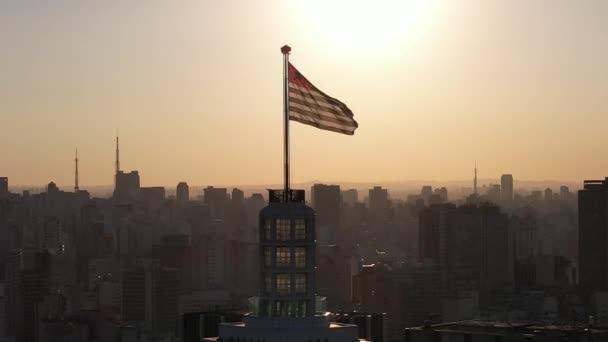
[288,63,358,135]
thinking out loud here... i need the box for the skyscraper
[544,188,553,201]
[176,182,189,206]
[340,189,358,206]
[500,174,514,203]
[311,184,341,227]
[0,177,7,198]
[206,190,361,341]
[579,178,608,303]
[204,186,229,220]
[368,186,390,223]
[114,171,141,203]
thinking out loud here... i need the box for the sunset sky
[1,0,607,187]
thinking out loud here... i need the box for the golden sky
[1,0,607,187]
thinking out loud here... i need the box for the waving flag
[288,63,358,135]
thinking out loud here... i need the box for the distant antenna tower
[75,148,79,192]
[115,135,120,175]
[474,161,478,196]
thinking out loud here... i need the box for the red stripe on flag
[288,63,313,89]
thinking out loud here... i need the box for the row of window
[264,247,307,268]
[264,273,307,295]
[261,299,310,318]
[264,219,307,241]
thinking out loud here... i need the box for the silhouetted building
[544,188,553,201]
[369,186,390,223]
[418,204,511,309]
[122,262,180,335]
[204,187,229,220]
[579,178,608,303]
[501,174,513,203]
[0,177,7,198]
[177,182,190,206]
[487,184,501,204]
[560,186,572,201]
[114,171,140,203]
[311,184,341,227]
[341,189,358,206]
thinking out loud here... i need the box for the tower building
[206,190,362,342]
[500,174,513,203]
[176,182,189,206]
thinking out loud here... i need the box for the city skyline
[2,0,608,185]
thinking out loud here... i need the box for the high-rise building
[368,186,390,223]
[418,204,511,308]
[176,182,190,206]
[114,171,140,203]
[311,184,341,227]
[544,188,553,201]
[207,190,362,342]
[204,187,229,220]
[311,184,341,245]
[486,184,501,204]
[500,174,514,202]
[579,178,608,303]
[122,261,180,335]
[0,177,8,198]
[560,186,571,200]
[340,189,358,206]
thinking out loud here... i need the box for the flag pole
[281,45,291,201]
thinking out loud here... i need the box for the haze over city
[2,0,608,187]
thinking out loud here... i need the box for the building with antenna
[113,135,140,203]
[474,162,478,196]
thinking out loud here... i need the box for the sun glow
[296,0,439,54]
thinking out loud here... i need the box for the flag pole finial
[281,45,291,54]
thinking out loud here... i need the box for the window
[276,247,291,267]
[276,219,291,241]
[296,300,307,318]
[295,247,306,268]
[265,274,272,293]
[295,219,306,240]
[295,273,306,294]
[264,247,272,267]
[274,300,291,317]
[276,273,291,295]
[264,219,272,240]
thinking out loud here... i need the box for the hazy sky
[1,0,607,187]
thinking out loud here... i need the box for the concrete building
[205,189,363,342]
[501,174,514,203]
